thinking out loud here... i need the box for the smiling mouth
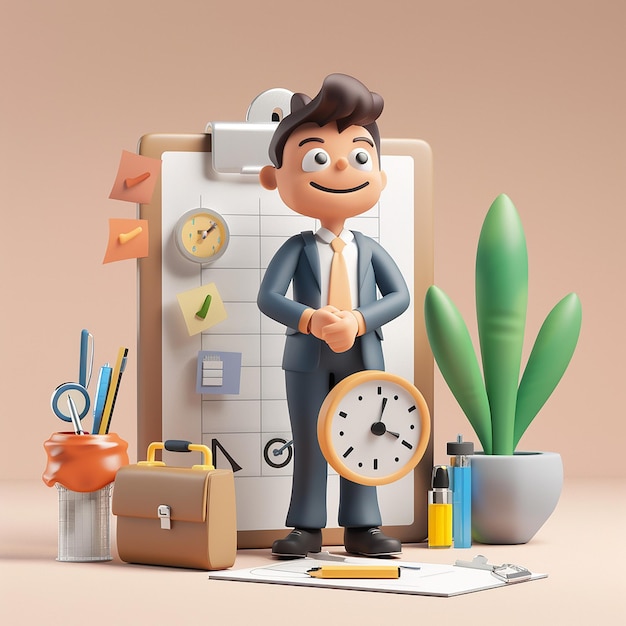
[310,181,370,194]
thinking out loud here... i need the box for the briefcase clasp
[158,504,171,530]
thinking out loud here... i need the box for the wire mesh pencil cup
[56,483,113,561]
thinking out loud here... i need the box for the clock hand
[371,419,400,439]
[272,439,293,456]
[369,395,388,437]
[198,221,217,239]
[371,396,398,436]
[371,421,387,436]
[377,397,388,422]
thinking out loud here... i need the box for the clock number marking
[339,411,347,418]
[408,405,416,413]
[401,440,413,450]
[343,446,354,458]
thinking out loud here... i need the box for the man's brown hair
[268,73,383,168]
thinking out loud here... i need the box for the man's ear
[259,165,277,190]
[380,169,387,191]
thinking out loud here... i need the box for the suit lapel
[353,231,372,291]
[301,231,321,293]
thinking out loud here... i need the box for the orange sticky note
[109,151,161,204]
[103,218,149,263]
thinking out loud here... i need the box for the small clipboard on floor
[209,553,547,597]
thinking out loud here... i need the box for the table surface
[1,479,624,625]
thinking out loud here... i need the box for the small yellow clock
[317,370,431,486]
[174,208,230,264]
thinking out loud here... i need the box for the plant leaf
[514,293,582,448]
[425,285,493,453]
[476,194,528,455]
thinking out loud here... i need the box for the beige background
[1,0,624,482]
[1,480,623,624]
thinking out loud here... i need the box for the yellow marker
[428,465,453,548]
[307,565,400,579]
[118,226,143,244]
[98,347,128,435]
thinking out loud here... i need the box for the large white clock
[317,370,431,486]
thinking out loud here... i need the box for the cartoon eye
[348,148,373,171]
[302,148,331,172]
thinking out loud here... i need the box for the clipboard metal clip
[455,555,532,584]
[207,87,294,175]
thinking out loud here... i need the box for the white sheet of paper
[209,555,547,597]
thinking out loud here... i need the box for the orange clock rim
[317,370,431,487]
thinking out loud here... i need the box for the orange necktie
[328,237,352,311]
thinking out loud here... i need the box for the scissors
[50,329,93,433]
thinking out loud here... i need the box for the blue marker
[79,329,94,389]
[92,363,112,434]
[447,434,474,549]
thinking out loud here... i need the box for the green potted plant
[424,193,582,544]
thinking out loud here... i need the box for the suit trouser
[284,340,382,529]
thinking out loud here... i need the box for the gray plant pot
[471,451,563,544]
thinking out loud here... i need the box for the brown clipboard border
[137,133,434,548]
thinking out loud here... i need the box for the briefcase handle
[138,440,214,470]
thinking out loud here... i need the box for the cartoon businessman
[257,74,410,558]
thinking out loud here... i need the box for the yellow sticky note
[109,150,161,204]
[177,283,227,336]
[103,218,149,263]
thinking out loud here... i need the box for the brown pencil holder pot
[43,432,129,561]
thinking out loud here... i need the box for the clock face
[174,208,230,264]
[317,370,431,486]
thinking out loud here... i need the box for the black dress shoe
[272,528,322,558]
[344,527,402,557]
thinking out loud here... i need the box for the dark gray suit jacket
[258,230,410,372]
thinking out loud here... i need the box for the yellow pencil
[98,347,128,434]
[307,565,400,579]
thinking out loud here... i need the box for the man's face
[262,122,387,225]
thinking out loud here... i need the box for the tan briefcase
[112,440,236,570]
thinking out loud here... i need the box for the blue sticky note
[196,351,242,395]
